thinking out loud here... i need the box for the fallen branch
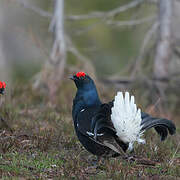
[123,156,157,166]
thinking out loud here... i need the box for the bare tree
[14,0,180,107]
[154,0,173,80]
[33,0,66,103]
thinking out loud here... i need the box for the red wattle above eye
[76,72,86,78]
[2,82,6,88]
[0,82,2,89]
[0,81,6,89]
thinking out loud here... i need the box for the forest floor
[0,81,179,179]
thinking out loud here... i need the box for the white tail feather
[111,92,144,144]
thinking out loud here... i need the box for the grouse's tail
[141,112,176,141]
[111,92,144,144]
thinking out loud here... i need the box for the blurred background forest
[0,0,180,179]
[0,0,180,118]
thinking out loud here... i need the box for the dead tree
[15,0,179,108]
[33,0,66,104]
[154,0,173,80]
[152,0,173,109]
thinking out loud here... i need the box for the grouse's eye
[76,72,86,78]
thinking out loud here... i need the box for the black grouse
[71,72,176,158]
[0,81,6,95]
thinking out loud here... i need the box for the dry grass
[0,81,179,179]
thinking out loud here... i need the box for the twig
[100,74,179,86]
[14,0,145,21]
[106,16,156,27]
[123,156,157,166]
[66,36,88,63]
[13,0,52,18]
[169,142,180,166]
[28,29,49,58]
[147,97,161,114]
[74,16,155,36]
[67,0,145,20]
[66,36,96,77]
[131,22,159,77]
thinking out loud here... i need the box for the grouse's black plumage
[0,81,6,95]
[71,72,176,157]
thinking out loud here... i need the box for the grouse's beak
[69,75,74,80]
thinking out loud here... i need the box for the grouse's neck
[72,83,101,120]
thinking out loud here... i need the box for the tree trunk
[153,0,173,80]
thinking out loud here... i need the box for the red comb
[76,72,86,78]
[2,82,6,89]
[0,81,6,89]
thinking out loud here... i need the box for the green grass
[0,81,179,179]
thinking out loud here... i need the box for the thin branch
[131,22,159,77]
[169,142,180,166]
[148,0,158,3]
[105,16,156,27]
[66,37,87,63]
[66,36,92,64]
[101,75,179,86]
[66,36,96,77]
[14,0,52,18]
[74,16,156,36]
[67,0,145,21]
[14,0,145,21]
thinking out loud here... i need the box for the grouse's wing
[76,106,100,136]
[76,103,128,154]
[89,103,129,153]
[90,102,115,139]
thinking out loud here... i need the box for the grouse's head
[0,81,6,95]
[70,72,94,89]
